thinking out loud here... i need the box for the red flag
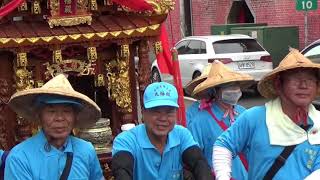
[156,24,186,126]
[0,0,24,18]
[111,0,153,11]
[156,24,174,74]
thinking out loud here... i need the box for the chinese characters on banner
[60,0,76,15]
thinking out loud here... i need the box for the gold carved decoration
[17,53,28,67]
[87,47,97,62]
[48,16,92,28]
[18,1,28,11]
[48,0,92,28]
[0,24,160,46]
[154,41,163,54]
[147,0,174,14]
[95,74,105,87]
[32,1,41,14]
[15,68,34,91]
[90,0,98,10]
[44,59,94,79]
[106,45,132,112]
[120,44,129,58]
[35,80,44,88]
[53,50,63,63]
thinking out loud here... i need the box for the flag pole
[171,48,186,127]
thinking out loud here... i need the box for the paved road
[239,90,268,108]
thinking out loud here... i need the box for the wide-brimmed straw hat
[8,74,101,128]
[192,60,254,99]
[258,49,320,99]
[185,64,212,95]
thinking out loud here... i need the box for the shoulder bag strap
[205,107,249,171]
[263,124,310,179]
[263,145,296,180]
[60,152,73,180]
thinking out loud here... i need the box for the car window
[212,39,265,54]
[304,44,320,64]
[200,41,206,54]
[176,40,190,55]
[184,40,201,54]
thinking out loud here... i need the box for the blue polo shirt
[215,105,320,179]
[112,124,197,180]
[186,101,247,179]
[0,149,3,166]
[5,130,103,180]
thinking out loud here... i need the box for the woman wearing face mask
[186,60,254,180]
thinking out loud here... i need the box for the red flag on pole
[156,24,174,74]
[0,0,24,18]
[156,24,186,126]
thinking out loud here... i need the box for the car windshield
[304,44,320,64]
[212,39,265,54]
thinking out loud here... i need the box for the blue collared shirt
[5,130,103,180]
[186,101,247,180]
[215,105,320,179]
[0,149,4,166]
[112,124,197,180]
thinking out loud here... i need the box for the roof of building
[0,14,166,48]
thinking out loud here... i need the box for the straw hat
[185,64,212,95]
[258,49,320,99]
[8,74,101,128]
[192,60,254,99]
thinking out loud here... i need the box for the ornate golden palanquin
[0,0,174,178]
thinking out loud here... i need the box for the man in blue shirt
[186,60,253,179]
[112,82,212,180]
[213,49,320,179]
[5,74,104,180]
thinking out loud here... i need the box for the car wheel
[192,71,201,80]
[151,68,161,82]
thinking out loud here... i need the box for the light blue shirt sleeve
[0,150,3,165]
[177,126,198,152]
[112,131,136,157]
[88,143,104,180]
[214,108,254,156]
[4,151,33,180]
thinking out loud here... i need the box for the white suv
[151,34,273,89]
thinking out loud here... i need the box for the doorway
[227,0,254,23]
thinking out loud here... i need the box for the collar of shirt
[138,124,180,153]
[38,130,74,156]
[266,98,320,145]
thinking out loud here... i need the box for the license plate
[238,61,255,69]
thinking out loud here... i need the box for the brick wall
[167,0,320,49]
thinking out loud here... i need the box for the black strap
[263,125,310,180]
[0,151,9,180]
[263,145,296,180]
[60,152,73,180]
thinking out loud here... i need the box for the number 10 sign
[296,0,318,11]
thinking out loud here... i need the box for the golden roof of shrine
[0,14,166,48]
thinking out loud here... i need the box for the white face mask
[221,88,242,105]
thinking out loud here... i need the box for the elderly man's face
[278,69,318,107]
[143,106,177,138]
[40,104,76,140]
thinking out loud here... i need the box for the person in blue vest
[112,82,213,180]
[186,60,253,180]
[5,74,104,180]
[213,49,320,180]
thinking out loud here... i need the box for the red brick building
[165,0,320,49]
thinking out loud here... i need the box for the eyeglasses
[286,78,317,87]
